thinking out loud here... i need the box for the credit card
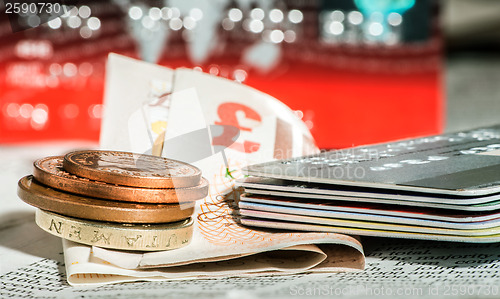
[237,177,500,205]
[241,189,500,211]
[243,125,500,196]
[239,194,500,223]
[239,200,500,229]
[239,217,500,243]
[238,209,500,236]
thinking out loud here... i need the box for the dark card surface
[244,125,500,196]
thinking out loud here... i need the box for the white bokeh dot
[48,17,62,29]
[87,17,100,30]
[269,9,284,23]
[228,8,242,22]
[78,6,91,18]
[249,19,264,33]
[270,29,284,43]
[128,6,142,20]
[369,22,383,36]
[288,9,303,23]
[250,8,264,21]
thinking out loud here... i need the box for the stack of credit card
[238,125,500,242]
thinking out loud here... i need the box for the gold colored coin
[18,175,195,223]
[63,150,201,188]
[33,156,208,203]
[36,209,193,251]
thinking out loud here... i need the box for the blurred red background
[0,0,442,149]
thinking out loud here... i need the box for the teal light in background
[353,0,415,43]
[354,0,415,15]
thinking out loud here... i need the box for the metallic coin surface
[18,176,195,223]
[36,209,193,251]
[34,156,208,203]
[63,150,201,188]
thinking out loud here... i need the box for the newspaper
[58,54,365,285]
[2,235,500,298]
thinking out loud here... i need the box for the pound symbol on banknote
[213,102,262,154]
[161,103,262,179]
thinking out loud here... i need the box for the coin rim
[35,209,193,251]
[63,150,202,188]
[18,175,195,223]
[34,156,208,203]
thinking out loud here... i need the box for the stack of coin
[17,150,208,251]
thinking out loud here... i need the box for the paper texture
[61,53,364,286]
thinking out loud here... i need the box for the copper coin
[18,175,194,223]
[34,156,208,203]
[63,150,201,188]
